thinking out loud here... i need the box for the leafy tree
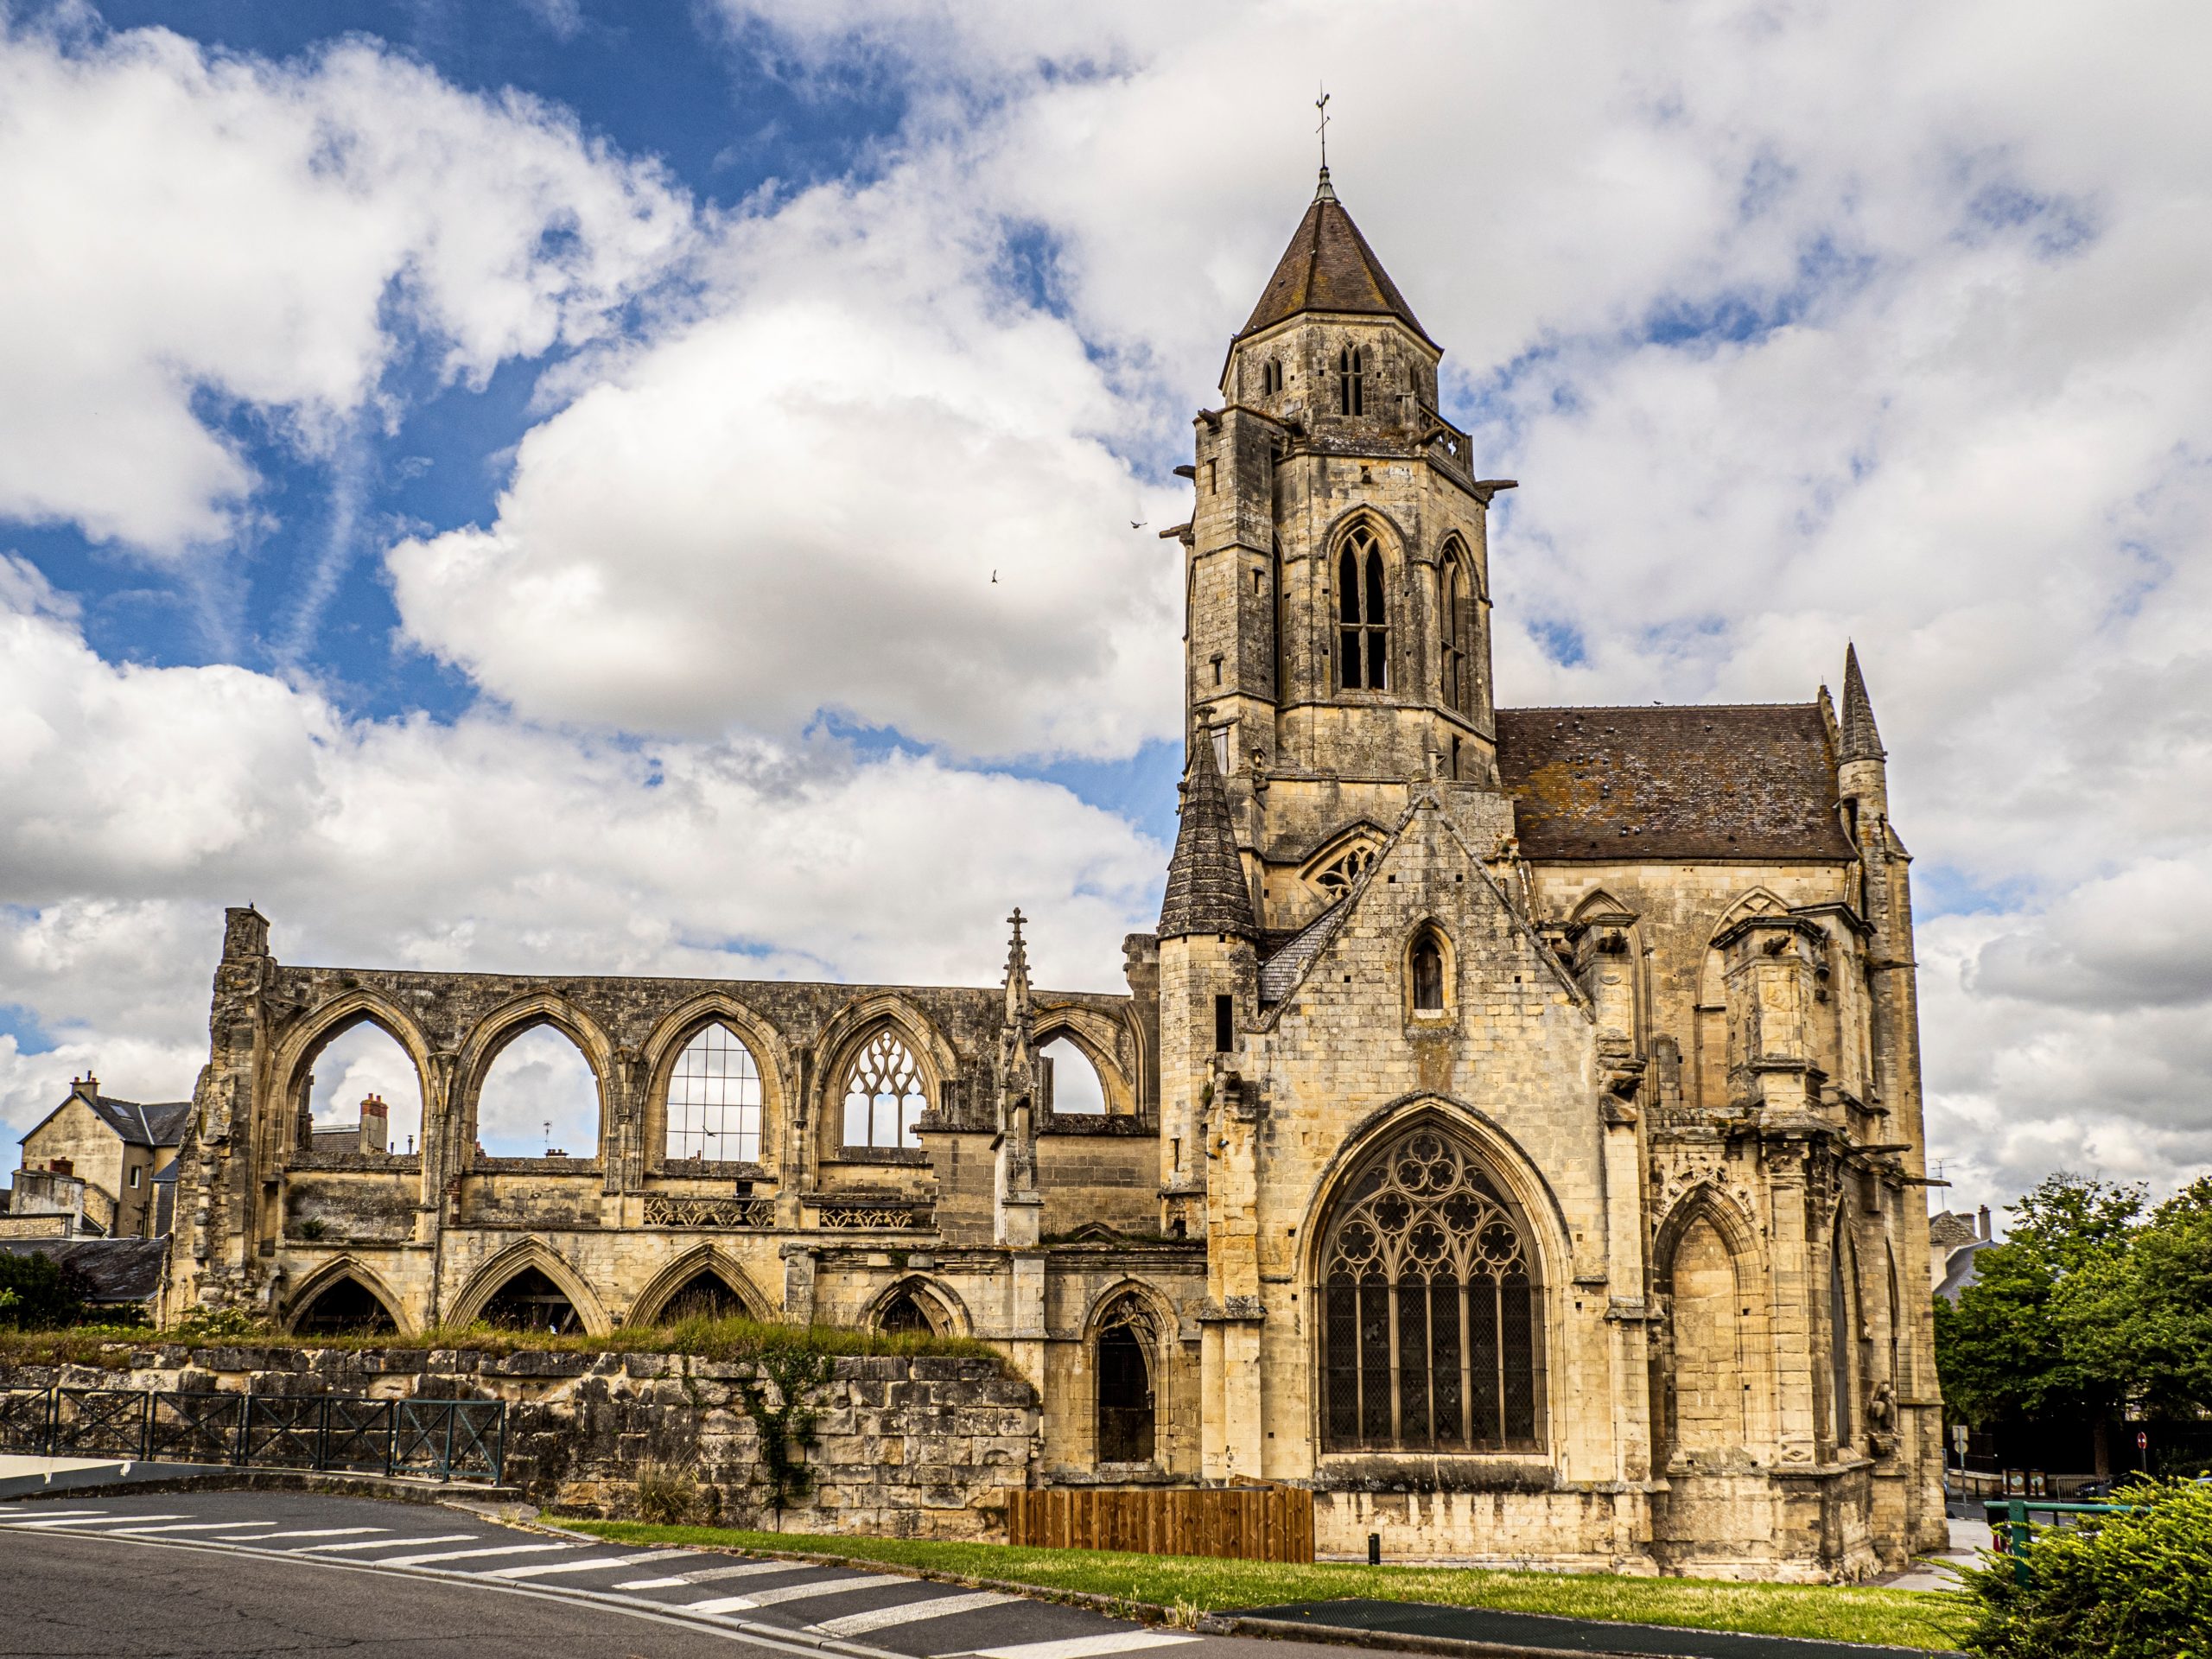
[1936,1173,2143,1428]
[2056,1177,2212,1421]
[0,1252,90,1330]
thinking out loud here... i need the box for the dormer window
[1338,345,1365,416]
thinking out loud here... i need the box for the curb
[1197,1613,1656,1659]
[2,1467,524,1507]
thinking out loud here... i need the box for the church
[163,168,1948,1579]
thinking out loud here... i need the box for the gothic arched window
[1338,344,1365,416]
[1319,1126,1543,1452]
[665,1022,764,1163]
[878,1286,935,1333]
[1411,930,1446,1012]
[1440,543,1472,716]
[842,1029,928,1151]
[1262,357,1284,396]
[1337,524,1389,692]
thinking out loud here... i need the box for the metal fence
[0,1388,504,1485]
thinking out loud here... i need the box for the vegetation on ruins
[730,1345,834,1523]
[0,1251,90,1330]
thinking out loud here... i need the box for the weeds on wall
[733,1346,834,1527]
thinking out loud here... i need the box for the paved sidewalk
[1218,1600,1953,1658]
[1879,1518,1989,1593]
[0,1454,226,1500]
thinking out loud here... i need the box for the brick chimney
[359,1094,389,1154]
[71,1074,99,1104]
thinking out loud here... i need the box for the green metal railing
[1982,1497,2131,1584]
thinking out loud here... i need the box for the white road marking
[813,1591,1021,1637]
[733,1573,909,1607]
[616,1560,802,1589]
[114,1521,278,1535]
[302,1532,479,1553]
[223,1527,386,1541]
[373,1541,576,1567]
[959,1635,1201,1659]
[685,1594,763,1615]
[5,1512,189,1529]
[0,1508,110,1516]
[483,1550,685,1580]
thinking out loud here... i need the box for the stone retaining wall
[0,1345,1039,1538]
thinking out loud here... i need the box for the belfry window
[842,1029,928,1151]
[1440,545,1472,716]
[665,1022,763,1163]
[1262,358,1284,396]
[1338,344,1366,416]
[1338,524,1389,691]
[1319,1127,1543,1452]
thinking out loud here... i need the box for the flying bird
[991,570,998,583]
[1129,520,1146,530]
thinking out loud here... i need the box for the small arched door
[1095,1302,1156,1464]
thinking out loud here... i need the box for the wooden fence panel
[1002,1486,1313,1563]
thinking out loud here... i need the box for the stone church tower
[164,167,1946,1580]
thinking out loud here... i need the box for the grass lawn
[559,1521,1973,1652]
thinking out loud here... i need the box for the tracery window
[1338,344,1366,416]
[1440,544,1472,716]
[1319,1127,1542,1452]
[1314,843,1376,898]
[665,1022,763,1163]
[842,1029,928,1151]
[1338,524,1389,691]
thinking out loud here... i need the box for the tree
[2056,1178,2212,1421]
[0,1252,90,1331]
[1936,1173,2143,1429]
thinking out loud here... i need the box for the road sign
[2138,1431,2150,1451]
[1952,1424,1968,1451]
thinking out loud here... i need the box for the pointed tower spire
[1002,907,1033,1020]
[1840,643,1886,763]
[1237,175,1431,346]
[1159,729,1256,939]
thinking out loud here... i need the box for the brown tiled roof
[1496,704,1854,862]
[1240,175,1433,346]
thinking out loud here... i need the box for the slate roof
[1495,704,1855,862]
[1159,736,1256,939]
[81,1095,193,1148]
[1240,172,1433,346]
[0,1237,168,1303]
[1259,903,1344,1005]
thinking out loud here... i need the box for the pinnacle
[1158,730,1256,940]
[1840,643,1886,764]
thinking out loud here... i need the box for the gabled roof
[1239,170,1433,347]
[1496,704,1855,862]
[1159,734,1256,939]
[83,1095,193,1148]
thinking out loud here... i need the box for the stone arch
[270,990,436,1156]
[1652,1185,1772,1465]
[626,1243,772,1326]
[639,993,795,1173]
[1325,510,1405,695]
[454,993,615,1163]
[1302,1100,1563,1454]
[865,1274,969,1338]
[1826,1199,1863,1453]
[816,995,957,1160]
[1032,1006,1135,1116]
[447,1238,611,1335]
[1297,821,1389,905]
[1085,1281,1171,1467]
[281,1255,414,1336]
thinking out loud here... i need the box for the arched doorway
[877,1288,933,1334]
[1316,1122,1545,1452]
[293,1277,397,1337]
[1095,1300,1155,1464]
[480,1266,582,1334]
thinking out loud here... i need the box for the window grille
[1319,1127,1542,1452]
[842,1029,928,1150]
[665,1022,763,1163]
[1338,345,1365,416]
[1440,547,1471,715]
[1337,525,1389,690]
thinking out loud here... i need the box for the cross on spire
[1315,84,1331,168]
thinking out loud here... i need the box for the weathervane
[1315,84,1331,169]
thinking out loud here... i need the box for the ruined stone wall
[0,1345,1039,1540]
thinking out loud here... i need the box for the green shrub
[632,1459,701,1524]
[0,1253,90,1330]
[1960,1476,2212,1658]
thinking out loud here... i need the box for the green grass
[0,1313,997,1369]
[558,1522,1973,1651]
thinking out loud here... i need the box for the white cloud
[0,588,1162,1154]
[0,17,691,551]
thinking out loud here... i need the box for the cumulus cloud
[0,17,691,551]
[0,588,1162,1150]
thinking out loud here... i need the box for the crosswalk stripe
[813,1591,1021,1637]
[114,1522,277,1535]
[223,1528,385,1541]
[6,1513,189,1529]
[684,1593,765,1615]
[373,1541,575,1567]
[483,1550,683,1580]
[0,1508,109,1517]
[616,1560,805,1590]
[734,1573,909,1607]
[302,1533,478,1554]
[960,1635,1200,1659]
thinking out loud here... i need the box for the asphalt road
[0,1491,1356,1659]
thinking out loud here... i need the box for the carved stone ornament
[814,1200,930,1230]
[642,1194,773,1229]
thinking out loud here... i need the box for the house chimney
[359,1094,389,1155]
[1977,1205,1991,1241]
[72,1074,99,1103]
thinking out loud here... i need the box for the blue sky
[4,0,2212,1210]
